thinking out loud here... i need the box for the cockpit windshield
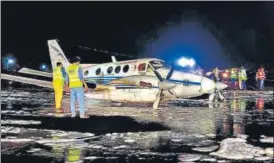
[149,60,165,70]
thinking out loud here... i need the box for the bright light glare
[178,57,196,67]
[222,72,228,78]
[40,64,48,71]
[8,59,14,64]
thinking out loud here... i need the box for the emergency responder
[53,62,67,113]
[212,67,219,82]
[238,66,247,90]
[256,66,266,90]
[65,56,89,118]
[230,68,238,89]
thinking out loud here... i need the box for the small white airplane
[1,39,228,108]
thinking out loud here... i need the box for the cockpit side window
[138,63,147,71]
[149,60,164,70]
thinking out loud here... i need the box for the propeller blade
[166,67,174,80]
[153,89,163,109]
[168,90,174,95]
[153,70,164,82]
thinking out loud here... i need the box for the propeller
[152,64,176,109]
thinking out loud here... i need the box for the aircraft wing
[1,73,117,92]
[1,73,53,88]
[19,68,52,78]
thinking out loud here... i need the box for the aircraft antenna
[76,45,136,59]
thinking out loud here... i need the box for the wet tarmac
[1,85,274,163]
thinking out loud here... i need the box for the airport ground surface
[1,84,273,163]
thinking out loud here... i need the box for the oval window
[115,66,121,74]
[123,65,129,73]
[107,66,113,74]
[95,68,101,75]
[84,70,89,76]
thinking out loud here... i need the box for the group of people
[211,66,266,90]
[52,56,89,117]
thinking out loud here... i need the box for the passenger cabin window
[107,66,113,74]
[115,66,121,74]
[123,65,129,73]
[138,63,147,71]
[95,68,101,75]
[149,60,164,70]
[84,70,89,76]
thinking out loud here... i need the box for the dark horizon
[2,1,274,70]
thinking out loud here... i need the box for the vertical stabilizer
[48,39,70,69]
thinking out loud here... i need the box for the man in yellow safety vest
[65,56,88,118]
[52,62,67,113]
[230,68,238,89]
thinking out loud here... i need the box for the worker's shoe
[80,115,89,119]
[71,113,76,118]
[55,108,64,113]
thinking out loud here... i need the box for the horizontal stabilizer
[19,68,52,78]
[1,73,53,88]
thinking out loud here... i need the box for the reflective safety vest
[230,69,237,79]
[239,69,247,80]
[53,66,64,85]
[67,64,83,88]
[256,69,266,80]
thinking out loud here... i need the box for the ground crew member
[65,56,88,118]
[53,62,67,113]
[230,68,237,89]
[238,66,247,90]
[212,67,219,82]
[256,66,266,90]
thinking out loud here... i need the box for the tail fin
[48,39,70,69]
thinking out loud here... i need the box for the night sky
[2,1,274,70]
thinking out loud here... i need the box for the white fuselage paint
[80,58,214,103]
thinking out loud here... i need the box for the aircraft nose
[216,82,228,90]
[200,77,215,93]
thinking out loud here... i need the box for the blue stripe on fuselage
[85,76,201,86]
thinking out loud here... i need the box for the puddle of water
[1,88,273,162]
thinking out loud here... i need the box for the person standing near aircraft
[213,67,219,82]
[53,62,67,113]
[238,66,247,90]
[230,68,238,89]
[65,56,89,118]
[256,66,266,90]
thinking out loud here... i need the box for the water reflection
[1,88,273,162]
[65,146,83,163]
[256,97,265,112]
